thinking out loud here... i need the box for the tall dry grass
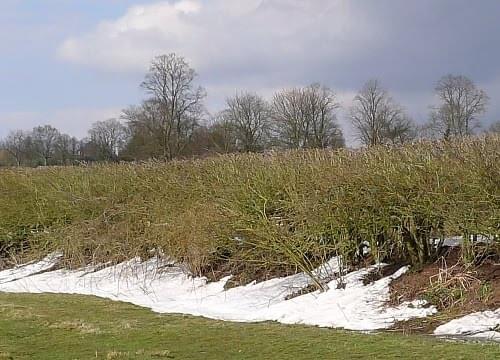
[0,135,498,283]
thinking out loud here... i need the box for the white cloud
[59,1,200,71]
[57,0,374,77]
[53,0,500,143]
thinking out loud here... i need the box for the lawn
[0,294,498,359]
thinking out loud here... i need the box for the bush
[0,135,499,282]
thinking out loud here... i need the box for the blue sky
[0,1,144,137]
[1,0,499,142]
[0,0,143,108]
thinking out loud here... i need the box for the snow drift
[0,254,437,331]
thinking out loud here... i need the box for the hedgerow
[0,135,498,284]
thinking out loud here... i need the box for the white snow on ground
[0,252,62,284]
[0,255,437,330]
[434,309,500,341]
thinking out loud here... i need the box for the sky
[1,0,499,144]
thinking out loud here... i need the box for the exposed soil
[389,246,499,334]
[389,312,466,335]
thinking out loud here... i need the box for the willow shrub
[0,135,498,281]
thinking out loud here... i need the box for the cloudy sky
[1,0,499,143]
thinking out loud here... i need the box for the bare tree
[69,136,81,162]
[383,114,416,145]
[224,92,271,152]
[350,80,415,146]
[32,125,60,166]
[488,121,500,134]
[140,53,206,160]
[208,112,238,153]
[1,130,29,166]
[88,119,128,161]
[271,84,344,149]
[303,84,343,148]
[54,133,75,165]
[429,74,488,139]
[78,137,95,162]
[272,87,308,148]
[122,100,167,158]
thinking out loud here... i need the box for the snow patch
[431,235,495,247]
[0,254,436,330]
[434,309,500,341]
[0,252,62,284]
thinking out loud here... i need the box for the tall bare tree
[223,92,271,152]
[88,119,128,161]
[272,87,308,148]
[304,84,344,148]
[350,80,415,146]
[140,53,206,160]
[272,84,344,149]
[0,130,29,166]
[32,125,60,166]
[429,74,488,139]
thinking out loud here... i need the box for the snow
[431,235,496,247]
[434,309,500,341]
[0,254,437,331]
[0,252,62,284]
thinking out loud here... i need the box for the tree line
[1,53,498,166]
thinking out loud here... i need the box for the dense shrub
[0,135,498,281]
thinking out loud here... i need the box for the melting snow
[0,254,437,330]
[434,309,500,341]
[0,252,62,284]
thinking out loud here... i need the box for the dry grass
[106,351,129,359]
[0,303,44,321]
[47,320,102,334]
[0,135,499,283]
[424,260,483,309]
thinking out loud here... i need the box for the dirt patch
[390,246,499,334]
[391,247,499,309]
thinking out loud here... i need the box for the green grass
[0,293,498,359]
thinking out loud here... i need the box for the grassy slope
[0,294,498,359]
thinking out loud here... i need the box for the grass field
[0,293,498,359]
